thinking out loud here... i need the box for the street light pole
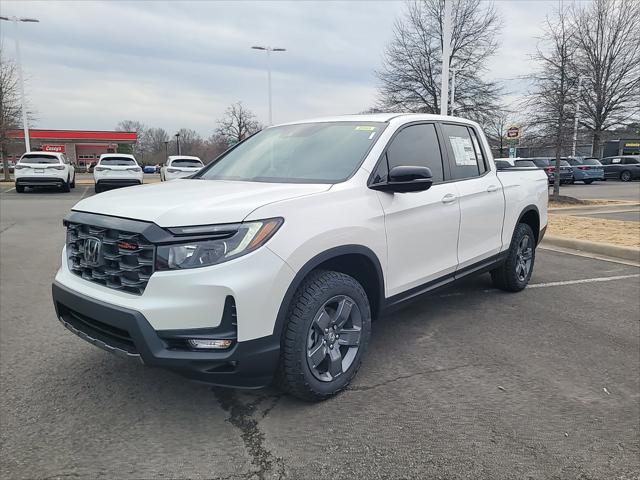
[251,45,286,125]
[164,140,169,158]
[0,15,40,153]
[572,75,583,157]
[174,133,181,155]
[450,68,457,116]
[439,0,453,116]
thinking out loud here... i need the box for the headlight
[155,218,283,270]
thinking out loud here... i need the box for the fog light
[187,339,233,350]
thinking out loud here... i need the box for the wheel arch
[517,205,541,244]
[273,245,385,340]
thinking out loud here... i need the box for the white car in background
[93,154,143,193]
[160,156,204,181]
[14,152,75,193]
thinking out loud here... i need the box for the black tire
[583,179,593,185]
[70,175,76,188]
[94,184,101,194]
[61,177,71,192]
[491,223,536,292]
[276,270,372,401]
[15,184,25,193]
[620,170,632,182]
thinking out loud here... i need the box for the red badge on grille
[118,241,138,250]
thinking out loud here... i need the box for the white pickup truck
[52,114,548,401]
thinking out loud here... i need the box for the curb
[542,235,640,262]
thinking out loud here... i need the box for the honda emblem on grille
[84,237,102,266]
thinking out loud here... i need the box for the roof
[275,113,477,126]
[8,129,137,142]
[99,153,136,159]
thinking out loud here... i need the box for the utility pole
[164,141,169,158]
[450,68,457,116]
[0,15,40,152]
[251,45,286,125]
[439,0,453,116]
[572,76,583,157]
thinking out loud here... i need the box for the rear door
[440,123,505,269]
[373,122,460,296]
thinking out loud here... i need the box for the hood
[72,179,331,227]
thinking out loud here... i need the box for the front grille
[66,222,154,295]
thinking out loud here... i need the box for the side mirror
[371,165,433,193]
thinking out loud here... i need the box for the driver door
[372,123,460,298]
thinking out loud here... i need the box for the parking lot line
[1,186,15,193]
[527,273,639,289]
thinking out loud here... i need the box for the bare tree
[142,127,169,164]
[572,0,640,157]
[175,128,204,157]
[116,120,148,160]
[376,0,502,122]
[215,102,261,145]
[483,108,513,158]
[0,47,23,181]
[526,7,578,199]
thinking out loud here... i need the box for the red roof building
[7,129,138,166]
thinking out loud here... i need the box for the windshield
[19,155,60,164]
[100,157,136,166]
[172,159,203,168]
[560,160,570,166]
[198,122,386,183]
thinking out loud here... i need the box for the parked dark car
[565,157,605,184]
[143,165,157,174]
[515,157,574,184]
[599,156,640,182]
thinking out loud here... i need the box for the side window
[441,123,483,180]
[374,123,444,183]
[469,128,488,174]
[600,158,610,165]
[623,158,639,164]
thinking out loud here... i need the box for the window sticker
[355,126,376,131]
[449,136,477,166]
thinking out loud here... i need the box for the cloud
[1,0,559,134]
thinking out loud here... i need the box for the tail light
[95,166,107,171]
[50,165,65,170]
[127,167,141,172]
[167,168,180,173]
[578,166,589,170]
[544,166,555,172]
[14,164,27,170]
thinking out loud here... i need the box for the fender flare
[516,204,542,243]
[272,245,385,340]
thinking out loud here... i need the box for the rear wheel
[61,177,71,192]
[277,270,371,401]
[94,184,102,194]
[491,223,536,292]
[620,170,632,182]
[70,174,76,188]
[15,184,25,193]
[583,179,593,185]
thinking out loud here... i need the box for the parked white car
[93,154,143,193]
[160,156,204,181]
[53,114,548,400]
[14,152,75,193]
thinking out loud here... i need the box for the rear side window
[441,124,484,179]
[623,158,639,164]
[376,123,444,183]
[19,154,60,164]
[172,159,203,167]
[100,157,136,166]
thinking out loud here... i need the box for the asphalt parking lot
[1,186,639,480]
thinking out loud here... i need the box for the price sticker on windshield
[355,126,377,131]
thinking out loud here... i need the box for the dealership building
[6,129,137,167]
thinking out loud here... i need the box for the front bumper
[52,281,280,388]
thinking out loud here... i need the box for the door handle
[441,193,457,204]
[486,185,499,193]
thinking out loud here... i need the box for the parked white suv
[160,155,204,181]
[93,154,143,193]
[52,114,548,400]
[14,152,75,193]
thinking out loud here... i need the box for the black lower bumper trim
[96,180,141,187]
[16,177,65,187]
[52,282,280,388]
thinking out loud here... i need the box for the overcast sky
[1,0,560,136]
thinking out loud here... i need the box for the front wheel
[620,170,632,182]
[583,179,593,185]
[491,223,536,292]
[276,270,371,401]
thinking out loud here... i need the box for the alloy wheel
[306,295,362,382]
[515,234,533,282]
